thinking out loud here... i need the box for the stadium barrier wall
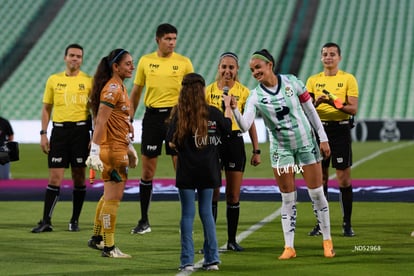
[10,119,414,143]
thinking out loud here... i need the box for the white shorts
[270,143,322,170]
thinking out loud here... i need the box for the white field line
[175,207,282,276]
[328,141,414,180]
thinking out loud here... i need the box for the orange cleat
[278,246,297,260]
[323,239,336,258]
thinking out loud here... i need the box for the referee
[205,52,260,251]
[31,44,92,233]
[306,42,359,237]
[129,23,194,234]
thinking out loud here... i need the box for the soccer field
[0,201,413,275]
[1,141,413,275]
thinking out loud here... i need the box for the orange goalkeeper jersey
[99,78,130,147]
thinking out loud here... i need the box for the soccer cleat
[227,241,244,252]
[343,223,356,237]
[102,247,131,258]
[308,224,322,236]
[278,247,296,260]
[88,236,104,250]
[68,221,80,232]
[323,239,335,258]
[131,221,151,234]
[31,220,53,233]
[203,263,219,271]
[179,265,194,272]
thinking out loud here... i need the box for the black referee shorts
[321,121,352,170]
[48,122,90,168]
[219,131,246,172]
[141,107,176,157]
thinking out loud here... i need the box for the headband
[251,53,271,63]
[220,52,239,63]
[109,49,126,67]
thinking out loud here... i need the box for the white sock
[280,191,297,248]
[308,186,331,240]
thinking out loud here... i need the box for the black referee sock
[43,185,60,223]
[71,186,86,223]
[340,186,353,226]
[139,179,153,223]
[227,202,240,243]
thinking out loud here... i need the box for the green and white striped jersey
[245,74,315,150]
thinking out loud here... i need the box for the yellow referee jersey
[306,70,358,121]
[133,52,194,108]
[42,71,92,122]
[205,81,250,131]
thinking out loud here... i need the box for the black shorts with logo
[219,131,246,172]
[48,121,91,168]
[321,121,352,170]
[141,107,176,157]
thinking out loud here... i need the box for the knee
[226,194,239,205]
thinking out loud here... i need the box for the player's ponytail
[90,49,128,117]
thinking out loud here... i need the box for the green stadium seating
[0,0,47,58]
[1,0,413,121]
[299,0,414,120]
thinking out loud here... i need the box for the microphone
[222,86,229,111]
[223,86,229,95]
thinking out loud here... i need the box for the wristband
[40,130,47,135]
[90,142,100,156]
[252,149,261,154]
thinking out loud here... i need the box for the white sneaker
[102,247,131,258]
[179,265,194,271]
[203,264,219,271]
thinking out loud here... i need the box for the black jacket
[166,106,232,189]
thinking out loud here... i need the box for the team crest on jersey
[272,152,280,163]
[285,86,294,97]
[108,83,118,92]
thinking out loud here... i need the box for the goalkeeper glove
[86,142,104,172]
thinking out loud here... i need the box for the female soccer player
[231,49,335,259]
[86,49,138,258]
